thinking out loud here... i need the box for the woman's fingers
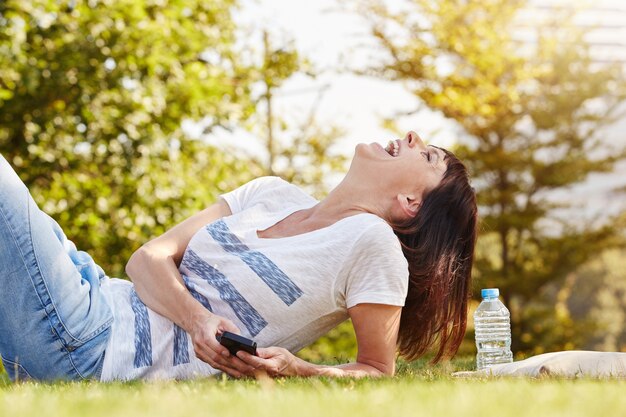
[194,342,256,375]
[219,319,241,335]
[255,347,280,359]
[195,324,227,354]
[186,313,255,377]
[194,338,226,361]
[237,351,270,369]
[238,354,271,376]
[221,353,257,374]
[208,345,256,373]
[194,348,242,377]
[238,348,298,377]
[193,341,230,368]
[197,352,247,378]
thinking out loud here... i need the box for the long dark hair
[392,148,477,363]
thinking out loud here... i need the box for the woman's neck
[306,176,388,223]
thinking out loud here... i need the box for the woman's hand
[189,313,256,378]
[236,347,301,377]
[237,346,392,378]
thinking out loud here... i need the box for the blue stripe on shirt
[207,220,303,306]
[182,249,267,337]
[130,288,153,368]
[173,275,214,366]
[172,325,189,366]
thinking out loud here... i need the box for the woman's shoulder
[354,215,399,242]
[235,176,290,194]
[222,176,316,214]
[250,176,316,203]
[345,215,405,257]
[239,176,309,195]
[339,216,409,308]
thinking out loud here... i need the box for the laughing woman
[0,131,477,381]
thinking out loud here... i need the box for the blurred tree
[298,319,358,364]
[566,247,626,352]
[275,121,348,199]
[355,0,626,353]
[0,0,263,277]
[251,29,348,198]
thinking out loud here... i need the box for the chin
[351,143,364,160]
[354,142,379,158]
[354,143,369,153]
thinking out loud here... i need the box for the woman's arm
[126,199,255,377]
[236,303,402,378]
[126,199,230,326]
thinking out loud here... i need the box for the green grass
[1,359,625,417]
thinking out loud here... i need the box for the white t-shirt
[99,176,409,381]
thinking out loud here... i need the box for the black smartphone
[216,331,258,356]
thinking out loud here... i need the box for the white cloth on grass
[454,351,626,378]
[99,176,409,381]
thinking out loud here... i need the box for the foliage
[248,30,348,198]
[298,320,358,363]
[0,0,262,277]
[566,248,626,352]
[355,0,626,353]
[269,116,348,199]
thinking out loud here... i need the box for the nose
[406,131,424,147]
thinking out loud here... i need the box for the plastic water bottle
[474,288,513,370]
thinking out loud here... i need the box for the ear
[397,193,421,218]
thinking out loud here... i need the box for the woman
[0,131,477,381]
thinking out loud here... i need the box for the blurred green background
[1,0,625,377]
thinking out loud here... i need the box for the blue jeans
[0,154,113,381]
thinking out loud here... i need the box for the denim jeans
[0,154,113,381]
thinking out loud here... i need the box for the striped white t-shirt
[99,176,409,381]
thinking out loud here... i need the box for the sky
[197,0,626,217]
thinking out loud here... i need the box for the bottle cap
[481,288,499,299]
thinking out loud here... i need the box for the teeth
[385,140,399,157]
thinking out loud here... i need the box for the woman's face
[353,131,447,217]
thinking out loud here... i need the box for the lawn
[1,359,624,417]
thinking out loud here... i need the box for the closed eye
[421,151,431,162]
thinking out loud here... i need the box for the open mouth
[384,140,399,157]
